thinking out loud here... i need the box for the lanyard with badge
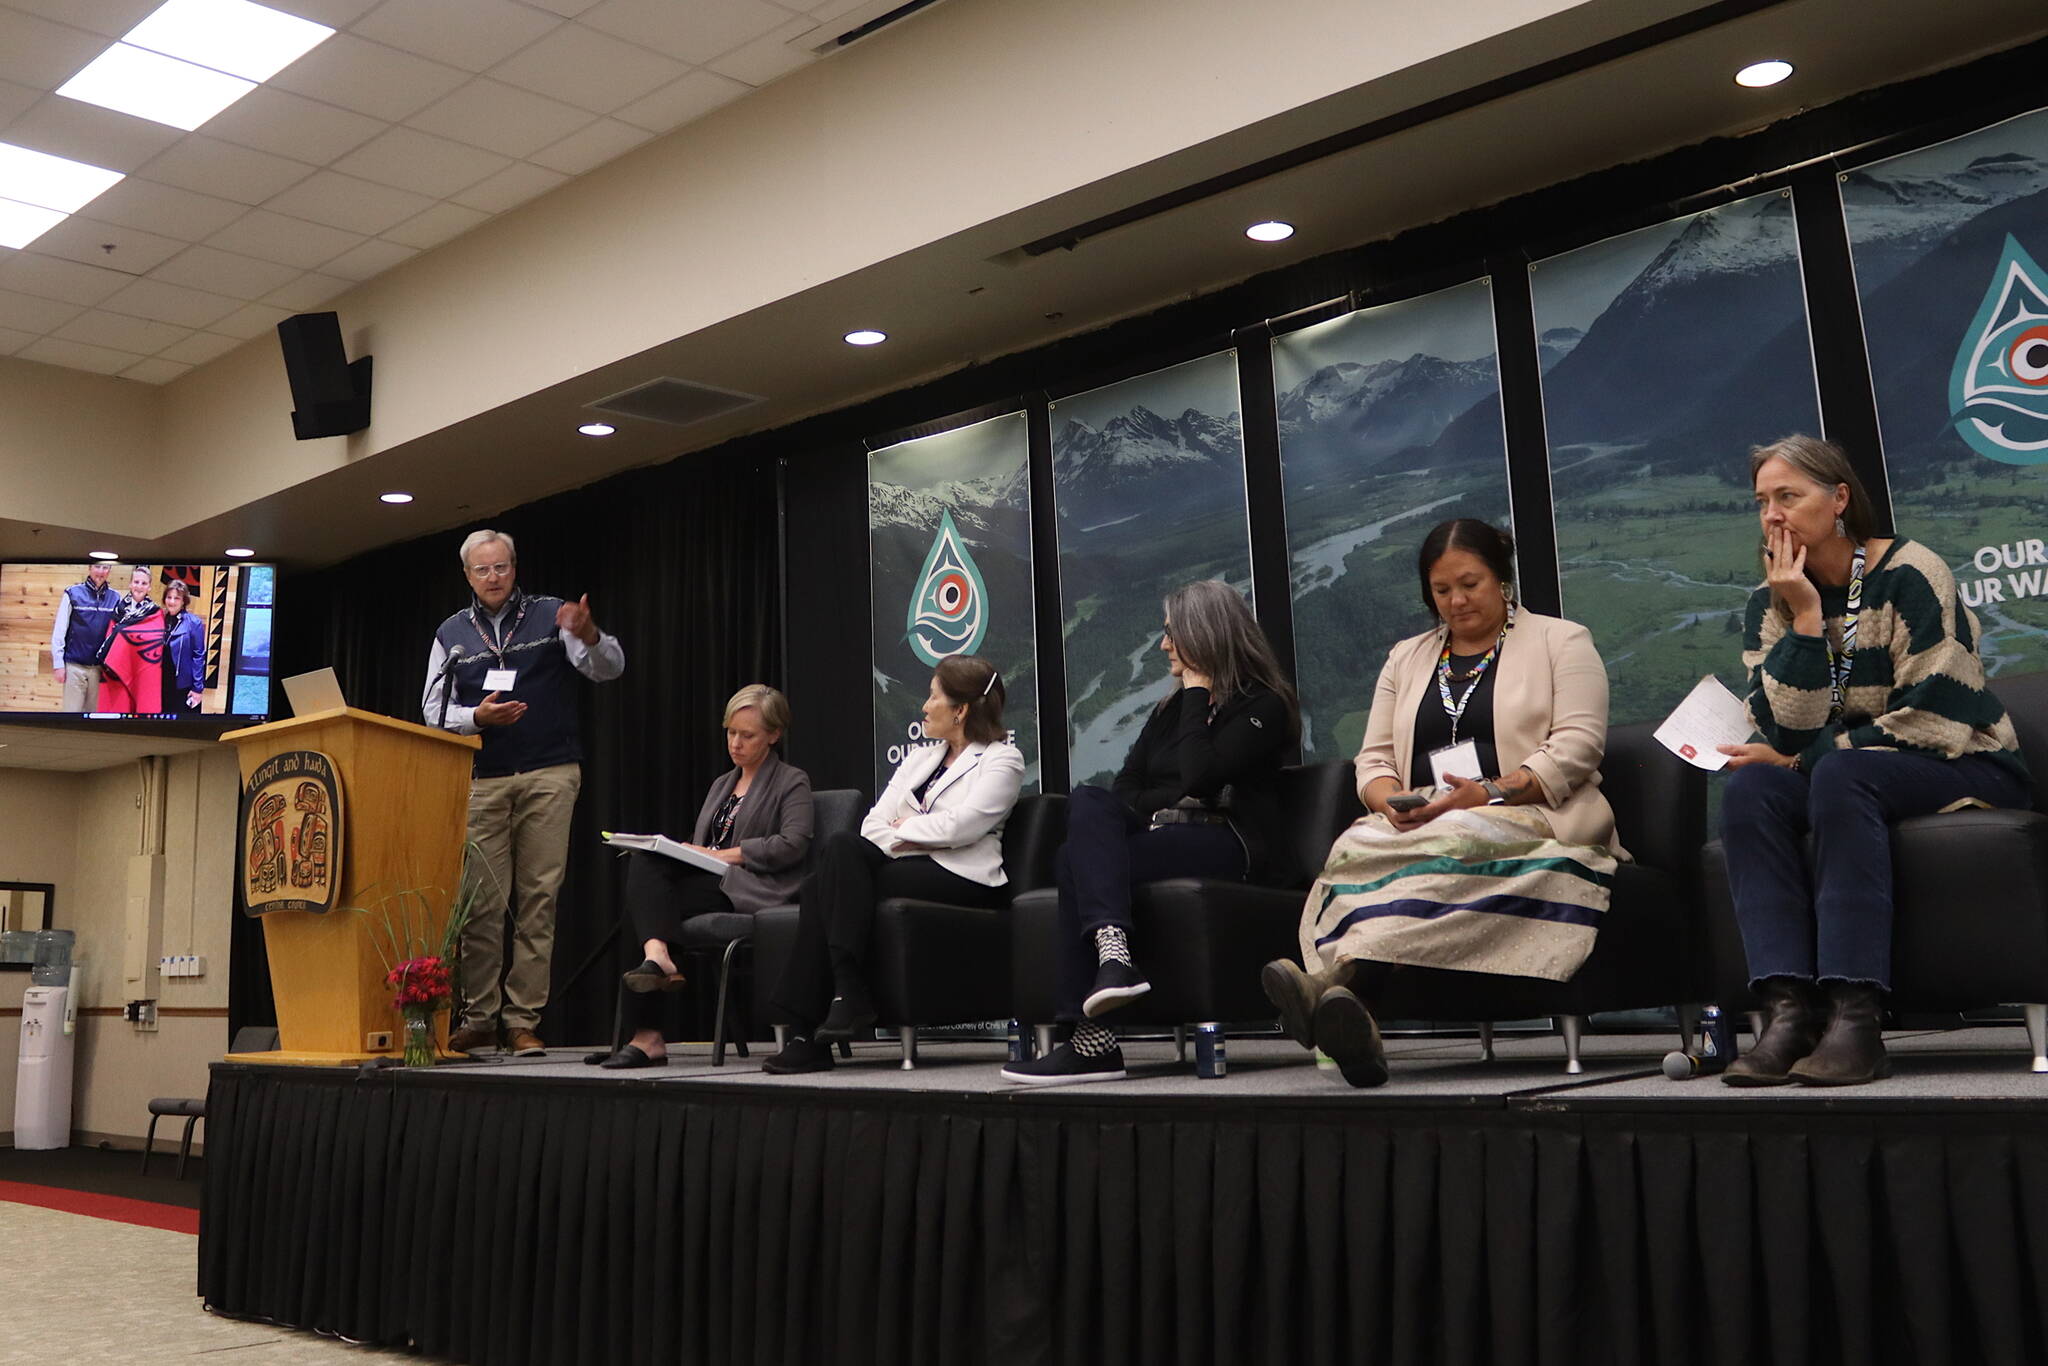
[470,592,527,693]
[1826,545,1866,721]
[1428,603,1513,787]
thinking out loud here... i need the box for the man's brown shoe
[447,1024,496,1055]
[504,1028,547,1057]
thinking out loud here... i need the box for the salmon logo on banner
[1952,233,2048,465]
[905,509,989,666]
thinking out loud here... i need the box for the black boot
[1788,982,1891,1086]
[1721,977,1823,1087]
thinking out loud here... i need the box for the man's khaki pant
[60,662,101,711]
[460,762,582,1034]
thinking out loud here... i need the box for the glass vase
[401,1006,436,1067]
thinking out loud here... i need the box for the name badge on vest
[483,668,518,692]
[1428,739,1483,789]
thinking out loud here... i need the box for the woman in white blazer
[764,654,1024,1074]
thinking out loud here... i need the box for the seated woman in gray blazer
[592,684,814,1069]
[763,654,1024,1074]
[1264,519,1620,1088]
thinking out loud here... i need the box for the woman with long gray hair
[1003,579,1297,1085]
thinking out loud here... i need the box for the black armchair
[1701,670,2048,1069]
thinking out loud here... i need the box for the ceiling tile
[332,126,510,198]
[353,0,561,72]
[201,86,385,164]
[121,356,193,384]
[383,200,490,250]
[525,0,604,15]
[30,216,187,274]
[406,78,594,159]
[0,9,107,89]
[53,308,188,355]
[529,116,652,175]
[141,136,318,205]
[1,0,160,39]
[150,245,303,300]
[448,161,566,214]
[708,16,818,86]
[613,69,749,133]
[17,335,142,375]
[0,78,42,125]
[0,324,35,354]
[580,0,798,64]
[100,277,241,328]
[265,170,435,235]
[318,237,418,280]
[0,252,130,306]
[208,208,367,268]
[262,272,351,311]
[157,330,242,365]
[0,287,84,333]
[269,33,469,122]
[84,178,248,242]
[0,96,183,175]
[487,22,686,114]
[209,301,292,339]
[264,0,383,25]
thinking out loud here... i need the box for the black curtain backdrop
[201,1065,2048,1366]
[249,453,782,1047]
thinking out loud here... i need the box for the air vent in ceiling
[585,378,764,429]
[795,0,946,55]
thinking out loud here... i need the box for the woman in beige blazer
[1264,519,1621,1088]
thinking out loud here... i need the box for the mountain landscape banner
[1272,277,1512,759]
[1051,352,1253,787]
[1533,190,1820,725]
[869,411,1039,792]
[1842,105,2048,674]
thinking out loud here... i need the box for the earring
[1835,515,1848,539]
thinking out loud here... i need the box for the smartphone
[1387,790,1429,812]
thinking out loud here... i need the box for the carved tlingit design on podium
[241,749,345,915]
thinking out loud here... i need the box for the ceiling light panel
[0,143,124,213]
[123,0,335,82]
[58,43,256,131]
[0,199,67,250]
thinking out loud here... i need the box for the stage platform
[199,1027,2048,1366]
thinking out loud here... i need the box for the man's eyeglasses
[468,562,514,580]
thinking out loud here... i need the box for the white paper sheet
[601,831,731,877]
[1653,675,1756,771]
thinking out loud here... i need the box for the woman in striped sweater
[1717,435,2029,1086]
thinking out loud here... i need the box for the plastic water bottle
[1194,1023,1227,1078]
[1662,1004,1735,1079]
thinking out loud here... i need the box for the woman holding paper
[1715,435,2026,1087]
[590,684,814,1069]
[762,654,1023,1074]
[1262,519,1620,1088]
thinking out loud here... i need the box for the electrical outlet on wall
[365,1030,393,1051]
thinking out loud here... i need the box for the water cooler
[14,930,77,1150]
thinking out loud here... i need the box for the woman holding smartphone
[1262,519,1621,1087]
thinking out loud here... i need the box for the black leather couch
[752,792,1067,1067]
[1701,670,2048,1069]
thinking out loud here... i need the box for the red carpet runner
[0,1178,199,1235]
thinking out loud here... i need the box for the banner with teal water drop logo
[868,412,1038,793]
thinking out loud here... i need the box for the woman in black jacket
[1002,579,1297,1084]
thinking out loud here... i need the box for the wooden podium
[221,707,480,1065]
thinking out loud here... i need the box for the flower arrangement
[348,845,493,1066]
[385,956,455,1065]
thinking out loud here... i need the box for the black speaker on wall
[276,311,373,440]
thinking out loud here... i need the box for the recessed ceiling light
[1245,220,1296,242]
[379,491,413,504]
[578,422,616,437]
[123,0,334,83]
[844,329,888,346]
[0,198,68,251]
[88,550,120,560]
[224,547,254,557]
[58,42,255,131]
[0,143,124,214]
[1734,59,1794,88]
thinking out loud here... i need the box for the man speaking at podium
[423,529,624,1056]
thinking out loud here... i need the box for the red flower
[387,955,454,1010]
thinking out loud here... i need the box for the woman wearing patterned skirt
[1263,519,1621,1087]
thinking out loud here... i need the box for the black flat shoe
[623,959,686,993]
[761,1035,836,1075]
[813,995,877,1042]
[597,1044,669,1070]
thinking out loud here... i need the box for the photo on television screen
[0,561,274,721]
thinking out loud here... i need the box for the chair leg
[712,938,744,1068]
[176,1117,198,1181]
[141,1113,160,1176]
[1477,1020,1495,1062]
[2026,1004,2048,1073]
[838,1040,853,1059]
[1557,1015,1585,1075]
[1034,1024,1055,1058]
[774,1024,788,1050]
[899,1026,918,1071]
[1174,1025,1187,1064]
[1677,1003,1701,1050]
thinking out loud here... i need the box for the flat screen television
[0,561,275,724]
